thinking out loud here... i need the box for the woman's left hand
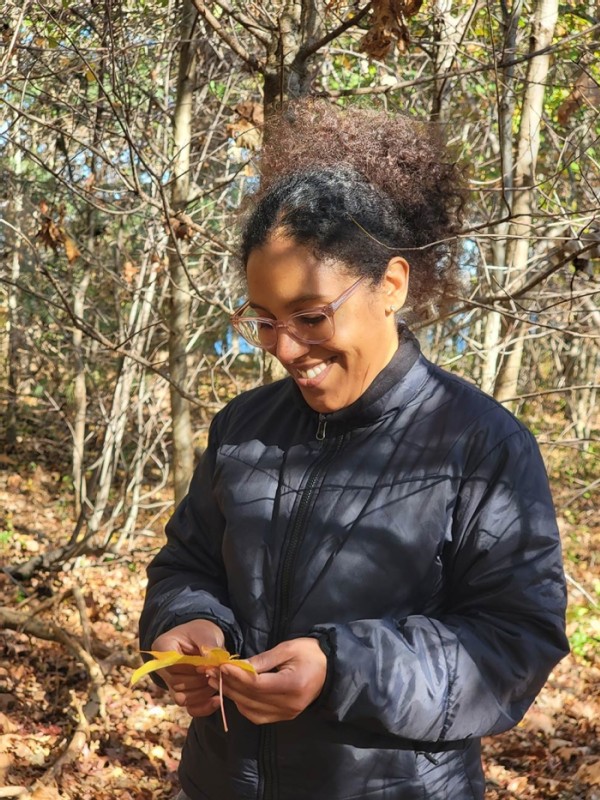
[207,637,327,724]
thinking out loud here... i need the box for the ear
[382,257,410,314]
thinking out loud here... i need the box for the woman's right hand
[151,619,225,718]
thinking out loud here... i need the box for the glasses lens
[288,311,333,344]
[235,318,276,349]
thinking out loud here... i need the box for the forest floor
[0,453,598,800]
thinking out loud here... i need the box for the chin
[301,392,343,414]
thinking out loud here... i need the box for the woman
[139,102,569,800]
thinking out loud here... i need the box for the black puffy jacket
[139,331,569,800]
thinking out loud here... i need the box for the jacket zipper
[260,426,344,800]
[316,414,327,441]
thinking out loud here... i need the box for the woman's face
[245,235,409,413]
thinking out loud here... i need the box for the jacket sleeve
[312,427,569,742]
[139,415,243,655]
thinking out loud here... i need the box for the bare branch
[212,0,273,45]
[297,3,373,60]
[189,0,263,71]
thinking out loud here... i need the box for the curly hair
[240,100,468,318]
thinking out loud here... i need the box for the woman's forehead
[246,238,355,308]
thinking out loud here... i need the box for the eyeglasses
[231,276,366,350]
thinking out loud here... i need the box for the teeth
[298,361,329,379]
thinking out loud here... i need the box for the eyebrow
[249,294,328,312]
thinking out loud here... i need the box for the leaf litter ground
[0,462,598,800]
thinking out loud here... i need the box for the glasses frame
[231,275,367,350]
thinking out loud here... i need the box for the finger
[213,676,295,713]
[170,684,217,708]
[219,664,260,688]
[169,675,211,693]
[216,666,292,697]
[205,665,260,697]
[162,670,211,691]
[188,698,221,718]
[182,694,221,716]
[248,646,290,674]
[159,663,203,679]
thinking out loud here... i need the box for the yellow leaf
[130,647,255,686]
[131,647,256,733]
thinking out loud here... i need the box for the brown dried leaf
[360,0,424,58]
[575,760,600,786]
[30,786,62,800]
[36,217,64,253]
[507,776,529,793]
[166,216,193,241]
[226,119,262,151]
[122,261,138,284]
[235,101,264,127]
[557,72,600,125]
[520,706,556,736]
[64,236,81,264]
[0,710,18,732]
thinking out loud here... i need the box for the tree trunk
[493,0,558,404]
[5,147,22,452]
[168,0,198,504]
[77,252,161,548]
[480,0,522,393]
[431,0,477,120]
[72,272,91,517]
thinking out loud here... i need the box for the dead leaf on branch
[35,203,80,264]
[122,261,138,285]
[63,236,81,264]
[166,216,193,241]
[360,0,425,58]
[235,102,264,128]
[557,72,600,125]
[226,102,264,152]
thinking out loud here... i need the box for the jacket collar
[290,326,422,433]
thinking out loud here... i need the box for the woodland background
[0,0,598,797]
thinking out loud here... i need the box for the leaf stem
[219,668,228,732]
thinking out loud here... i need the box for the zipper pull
[316,414,327,441]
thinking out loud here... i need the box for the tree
[1,0,597,578]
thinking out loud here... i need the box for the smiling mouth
[295,359,333,380]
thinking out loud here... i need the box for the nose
[274,327,309,364]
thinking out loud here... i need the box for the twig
[0,567,31,596]
[32,692,91,785]
[497,384,600,404]
[562,477,600,510]
[211,0,272,45]
[320,22,600,97]
[72,585,94,654]
[190,0,262,72]
[566,572,600,610]
[0,605,106,781]
[297,3,373,60]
